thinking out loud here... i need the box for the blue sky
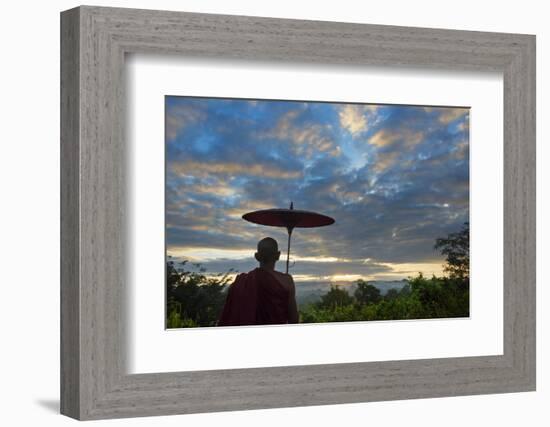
[165,96,469,283]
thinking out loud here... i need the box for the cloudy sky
[165,96,469,284]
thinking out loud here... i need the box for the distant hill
[295,280,408,306]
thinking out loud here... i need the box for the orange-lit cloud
[261,109,340,157]
[338,104,378,136]
[168,247,253,261]
[339,105,367,135]
[369,129,424,148]
[424,107,469,125]
[171,161,302,179]
[437,108,468,124]
[373,150,401,172]
[166,104,206,140]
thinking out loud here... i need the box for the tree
[354,280,382,305]
[384,288,400,300]
[166,260,233,328]
[317,285,353,309]
[434,222,469,280]
[399,283,412,296]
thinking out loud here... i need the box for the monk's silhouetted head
[255,237,280,264]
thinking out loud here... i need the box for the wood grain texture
[60,7,80,419]
[60,5,536,420]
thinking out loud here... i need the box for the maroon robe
[217,267,290,326]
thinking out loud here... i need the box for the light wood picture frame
[60,5,536,420]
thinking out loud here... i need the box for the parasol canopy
[242,202,335,273]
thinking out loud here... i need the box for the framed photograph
[163,96,471,329]
[60,5,536,420]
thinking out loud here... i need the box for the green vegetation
[166,260,232,328]
[299,274,468,323]
[434,222,470,281]
[166,222,470,328]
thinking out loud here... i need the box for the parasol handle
[286,226,293,274]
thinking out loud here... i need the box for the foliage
[354,280,382,305]
[165,260,233,328]
[299,274,469,323]
[384,288,400,300]
[317,285,354,309]
[434,222,470,281]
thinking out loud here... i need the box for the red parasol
[242,202,335,273]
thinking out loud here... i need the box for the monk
[217,237,299,326]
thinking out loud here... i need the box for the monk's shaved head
[255,237,280,263]
[258,237,278,253]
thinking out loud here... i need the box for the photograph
[165,96,470,328]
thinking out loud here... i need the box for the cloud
[424,106,469,125]
[437,108,468,124]
[338,104,379,136]
[373,150,402,172]
[260,108,340,157]
[369,129,424,148]
[166,250,445,283]
[165,97,469,280]
[170,160,302,179]
[267,109,301,139]
[165,103,206,141]
[339,105,368,135]
[452,139,469,160]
